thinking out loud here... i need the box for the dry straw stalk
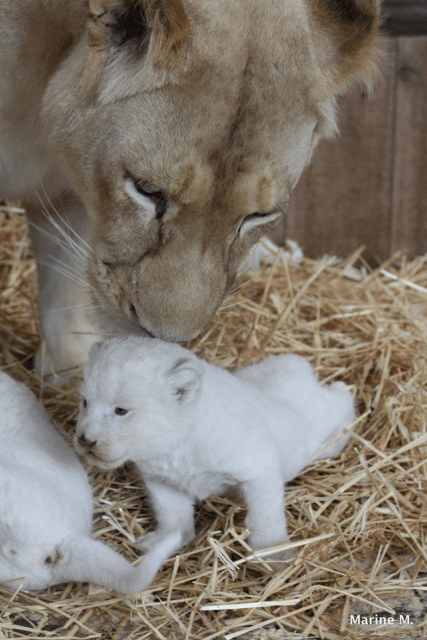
[1,206,426,639]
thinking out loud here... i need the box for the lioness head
[42,0,380,341]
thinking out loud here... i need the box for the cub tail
[52,531,181,595]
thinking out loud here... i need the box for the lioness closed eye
[0,0,380,375]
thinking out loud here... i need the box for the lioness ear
[165,358,201,405]
[308,0,381,93]
[88,0,189,61]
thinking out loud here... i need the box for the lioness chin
[0,0,380,376]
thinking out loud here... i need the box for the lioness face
[46,75,318,341]
[42,0,379,341]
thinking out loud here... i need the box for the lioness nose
[77,433,97,450]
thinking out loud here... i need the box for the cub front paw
[247,532,295,565]
[137,530,169,552]
[248,546,295,565]
[137,527,193,554]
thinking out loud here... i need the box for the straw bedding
[0,205,426,640]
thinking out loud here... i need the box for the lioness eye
[238,210,282,235]
[134,183,164,204]
[115,407,128,416]
[125,176,167,219]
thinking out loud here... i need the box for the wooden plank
[382,1,427,36]
[390,36,427,257]
[284,37,397,263]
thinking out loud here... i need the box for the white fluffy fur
[75,337,355,560]
[0,371,179,593]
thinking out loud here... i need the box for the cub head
[43,0,380,341]
[74,336,202,468]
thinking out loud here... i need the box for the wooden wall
[274,36,427,263]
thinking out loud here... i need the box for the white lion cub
[0,370,179,593]
[75,337,355,561]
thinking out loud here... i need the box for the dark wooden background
[273,2,427,262]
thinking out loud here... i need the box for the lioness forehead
[98,1,322,200]
[117,66,316,221]
[155,162,283,222]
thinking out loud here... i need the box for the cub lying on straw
[0,371,179,593]
[75,337,355,561]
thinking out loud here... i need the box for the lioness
[0,0,380,375]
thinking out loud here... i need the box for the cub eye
[238,209,282,235]
[82,398,87,408]
[115,407,128,416]
[125,176,167,219]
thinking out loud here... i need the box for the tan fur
[0,0,380,374]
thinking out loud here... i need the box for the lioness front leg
[26,193,103,379]
[138,479,195,555]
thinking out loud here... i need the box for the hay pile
[1,205,426,640]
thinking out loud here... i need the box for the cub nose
[77,433,97,450]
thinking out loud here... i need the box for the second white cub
[0,370,179,593]
[75,337,355,560]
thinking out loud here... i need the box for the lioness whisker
[218,299,245,312]
[28,216,89,276]
[28,220,76,258]
[48,254,92,284]
[43,212,90,262]
[35,190,92,260]
[228,276,253,296]
[45,303,101,314]
[48,209,92,258]
[237,256,255,277]
[38,258,95,292]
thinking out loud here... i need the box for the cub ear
[165,358,201,405]
[88,0,190,61]
[309,0,381,93]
